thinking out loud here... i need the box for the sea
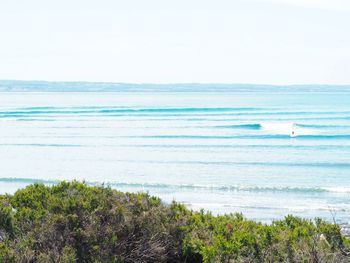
[1,82,350,223]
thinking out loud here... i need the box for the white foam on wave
[260,122,316,136]
[324,187,350,193]
[0,118,17,122]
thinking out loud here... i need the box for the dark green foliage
[0,182,349,262]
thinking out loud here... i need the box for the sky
[0,0,349,84]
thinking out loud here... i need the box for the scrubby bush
[0,181,349,262]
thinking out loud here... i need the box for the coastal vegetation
[0,181,349,262]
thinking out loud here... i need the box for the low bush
[0,181,349,262]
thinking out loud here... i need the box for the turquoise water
[1,90,350,223]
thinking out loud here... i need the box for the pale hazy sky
[0,0,349,84]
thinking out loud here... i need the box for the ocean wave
[0,178,59,184]
[135,134,350,139]
[3,107,350,118]
[215,122,345,132]
[125,144,350,150]
[115,159,350,168]
[0,107,261,115]
[0,118,18,121]
[293,134,350,139]
[215,124,262,129]
[114,116,350,122]
[1,178,350,194]
[105,183,350,194]
[296,123,350,129]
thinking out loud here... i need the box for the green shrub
[0,181,349,262]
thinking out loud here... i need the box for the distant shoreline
[1,80,350,92]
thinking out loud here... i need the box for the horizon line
[1,79,350,87]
